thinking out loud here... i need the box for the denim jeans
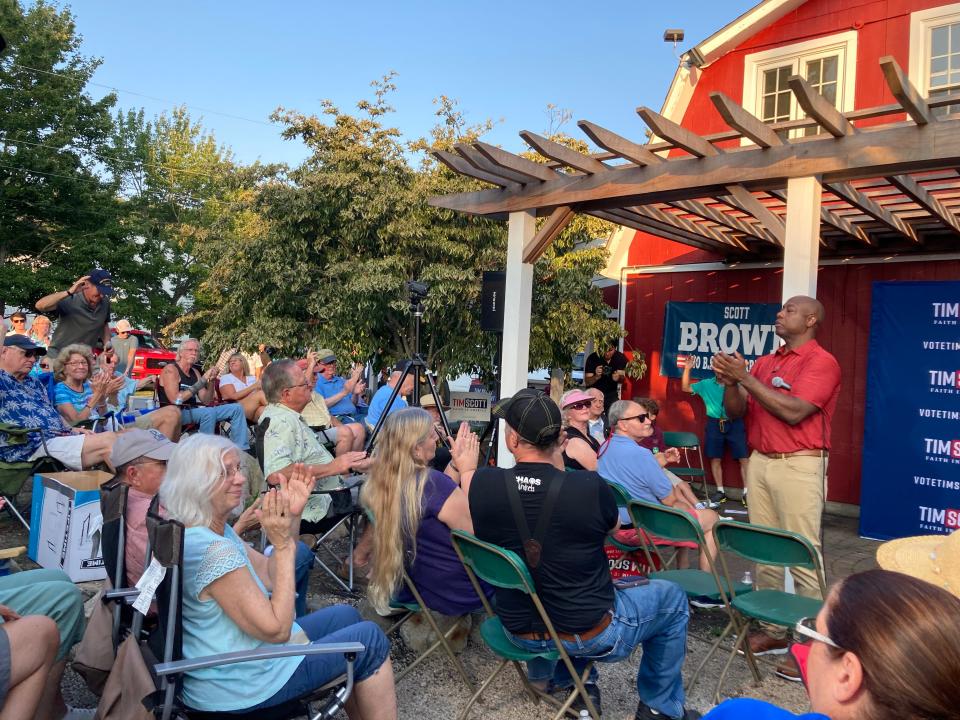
[505,579,689,718]
[181,403,249,449]
[294,540,314,618]
[243,605,390,712]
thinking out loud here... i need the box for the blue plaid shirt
[0,370,72,463]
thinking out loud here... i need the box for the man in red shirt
[712,296,840,664]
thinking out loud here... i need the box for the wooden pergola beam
[577,120,663,166]
[633,204,740,248]
[671,198,770,242]
[432,149,520,188]
[880,56,931,126]
[709,92,785,148]
[768,188,871,246]
[593,209,740,254]
[474,141,560,183]
[454,144,534,186]
[887,173,960,236]
[788,75,856,138]
[827,182,919,243]
[724,184,786,246]
[523,206,574,262]
[429,120,960,216]
[636,106,719,158]
[519,131,608,174]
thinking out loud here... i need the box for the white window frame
[909,3,960,106]
[741,30,858,144]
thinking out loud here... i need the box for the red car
[112,329,177,380]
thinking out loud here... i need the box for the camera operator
[584,340,627,413]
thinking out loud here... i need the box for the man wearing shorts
[0,335,117,469]
[680,357,749,504]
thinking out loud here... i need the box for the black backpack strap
[502,468,565,570]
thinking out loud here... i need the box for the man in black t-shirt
[469,389,698,720]
[584,341,628,412]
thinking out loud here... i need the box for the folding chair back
[254,415,271,475]
[714,520,821,573]
[628,499,704,546]
[450,530,600,720]
[0,424,66,530]
[662,430,707,497]
[100,482,134,651]
[606,481,631,508]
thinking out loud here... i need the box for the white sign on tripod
[447,392,492,422]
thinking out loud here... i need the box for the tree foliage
[0,0,124,310]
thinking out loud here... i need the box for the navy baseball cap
[492,388,562,447]
[88,268,115,297]
[3,334,46,356]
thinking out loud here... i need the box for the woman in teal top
[159,434,396,717]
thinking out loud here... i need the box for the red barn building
[604,0,960,510]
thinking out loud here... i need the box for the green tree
[0,0,125,311]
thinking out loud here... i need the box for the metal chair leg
[458,659,510,720]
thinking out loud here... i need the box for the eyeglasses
[131,459,167,468]
[285,382,311,391]
[795,616,841,649]
[564,400,592,411]
[11,318,25,324]
[65,360,88,367]
[619,413,650,424]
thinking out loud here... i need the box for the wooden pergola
[428,57,960,463]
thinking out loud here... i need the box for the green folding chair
[712,519,828,702]
[604,482,671,565]
[384,568,476,692]
[364,508,475,692]
[0,424,66,531]
[450,530,600,720]
[626,499,751,692]
[661,430,708,499]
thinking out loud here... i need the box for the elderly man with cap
[109,429,175,586]
[365,360,414,431]
[312,349,366,425]
[0,334,118,469]
[468,389,697,720]
[36,269,115,356]
[110,318,138,377]
[298,354,365,456]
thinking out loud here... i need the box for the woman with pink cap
[560,389,601,471]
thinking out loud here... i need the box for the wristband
[66,290,74,297]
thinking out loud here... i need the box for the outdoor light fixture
[663,29,684,44]
[0,33,6,54]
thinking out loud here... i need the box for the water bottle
[740,570,753,586]
[578,711,590,719]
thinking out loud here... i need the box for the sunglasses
[11,318,25,324]
[795,616,841,649]
[565,400,592,411]
[620,413,650,424]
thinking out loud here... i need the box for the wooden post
[782,176,822,301]
[498,210,536,467]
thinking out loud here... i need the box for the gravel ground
[2,492,814,719]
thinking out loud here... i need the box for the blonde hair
[361,407,433,611]
[53,344,95,382]
[226,353,250,378]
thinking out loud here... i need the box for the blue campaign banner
[860,281,960,541]
[659,301,781,380]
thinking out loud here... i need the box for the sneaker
[551,682,602,717]
[708,490,727,504]
[737,630,790,656]
[775,653,803,683]
[689,595,724,609]
[636,702,701,720]
[741,490,748,508]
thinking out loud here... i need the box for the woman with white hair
[159,434,396,717]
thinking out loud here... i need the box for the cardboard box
[27,471,113,582]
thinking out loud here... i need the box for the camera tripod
[364,285,453,454]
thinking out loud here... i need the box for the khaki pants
[746,450,827,638]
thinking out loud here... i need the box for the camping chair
[254,416,365,595]
[711,519,827,703]
[661,430,708,499]
[145,510,366,720]
[364,509,475,692]
[450,530,600,720]
[626,500,752,692]
[0,424,67,531]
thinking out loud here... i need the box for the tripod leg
[364,362,415,453]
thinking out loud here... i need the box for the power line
[9,63,278,128]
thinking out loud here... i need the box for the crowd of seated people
[7,318,960,720]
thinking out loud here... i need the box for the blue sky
[67,1,757,167]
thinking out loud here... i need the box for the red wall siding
[620,260,960,505]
